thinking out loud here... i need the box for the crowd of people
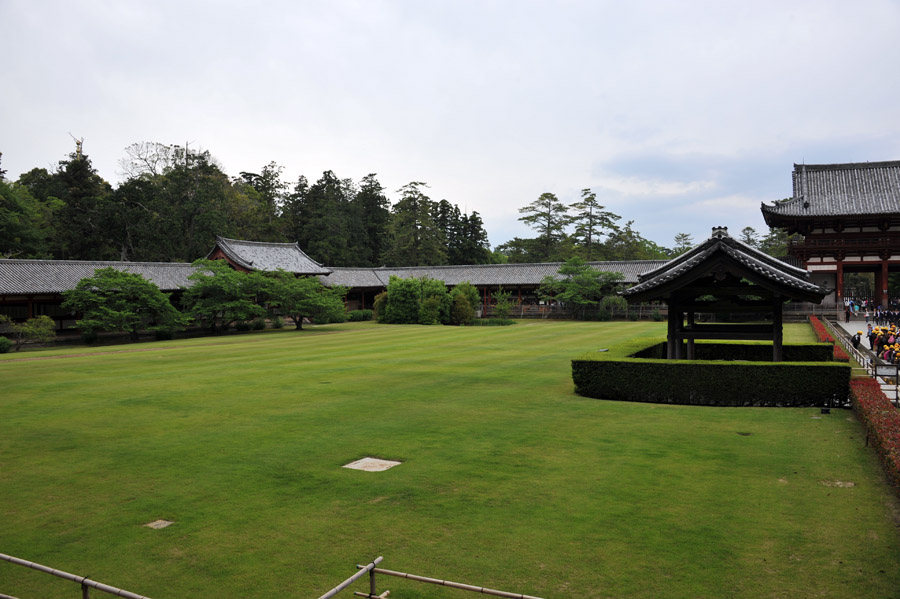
[852,325,900,364]
[844,299,900,326]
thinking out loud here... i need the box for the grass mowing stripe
[1,321,897,599]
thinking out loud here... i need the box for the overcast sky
[2,0,899,251]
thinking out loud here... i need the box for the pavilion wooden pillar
[667,302,678,359]
[772,297,783,362]
[686,311,696,360]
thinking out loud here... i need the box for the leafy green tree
[518,192,570,261]
[263,270,346,330]
[672,232,694,255]
[351,174,391,266]
[0,178,56,258]
[237,162,287,227]
[51,152,116,260]
[538,257,625,319]
[382,276,422,323]
[386,182,447,266]
[569,188,620,260]
[492,286,515,320]
[740,226,760,247]
[601,220,670,260]
[449,292,475,325]
[450,281,481,317]
[0,315,56,351]
[419,276,451,324]
[182,260,266,333]
[758,226,801,258]
[61,268,186,341]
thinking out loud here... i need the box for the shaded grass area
[1,321,898,599]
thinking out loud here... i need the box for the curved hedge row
[572,337,851,407]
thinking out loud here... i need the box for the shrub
[651,309,664,322]
[373,292,388,323]
[235,321,252,331]
[272,317,284,329]
[851,378,900,490]
[348,310,374,322]
[383,276,422,324]
[0,336,11,353]
[419,296,443,325]
[450,282,480,317]
[252,318,268,330]
[449,293,475,325]
[809,315,850,362]
[81,329,99,344]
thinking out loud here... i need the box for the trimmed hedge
[851,378,900,490]
[631,340,834,362]
[573,337,851,407]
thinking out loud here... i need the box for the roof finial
[711,226,729,239]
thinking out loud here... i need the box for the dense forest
[0,143,794,266]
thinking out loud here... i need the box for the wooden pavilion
[623,227,828,361]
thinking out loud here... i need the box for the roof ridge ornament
[711,226,729,239]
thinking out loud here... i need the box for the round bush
[0,336,12,353]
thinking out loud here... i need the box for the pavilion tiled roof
[209,236,332,275]
[761,160,900,221]
[320,260,668,288]
[623,227,826,300]
[0,259,196,295]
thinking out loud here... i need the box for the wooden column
[772,298,783,362]
[666,302,677,359]
[686,311,695,360]
[836,260,844,319]
[879,260,890,308]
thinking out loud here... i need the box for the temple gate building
[761,160,900,313]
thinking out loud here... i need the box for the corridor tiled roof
[761,160,900,220]
[0,259,196,294]
[209,236,332,275]
[320,260,668,288]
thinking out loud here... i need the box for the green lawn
[1,321,897,599]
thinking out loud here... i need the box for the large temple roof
[623,227,827,303]
[761,160,900,225]
[208,236,332,275]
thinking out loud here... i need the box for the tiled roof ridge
[336,259,668,272]
[633,227,810,286]
[0,258,193,267]
[793,160,900,172]
[215,235,301,248]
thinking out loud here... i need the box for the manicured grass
[1,321,898,599]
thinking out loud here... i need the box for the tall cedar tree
[386,182,447,266]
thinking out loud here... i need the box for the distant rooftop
[209,236,332,275]
[761,160,900,223]
[0,259,196,295]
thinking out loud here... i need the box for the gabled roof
[209,236,332,275]
[320,260,668,289]
[761,160,900,224]
[0,259,196,294]
[623,227,827,303]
